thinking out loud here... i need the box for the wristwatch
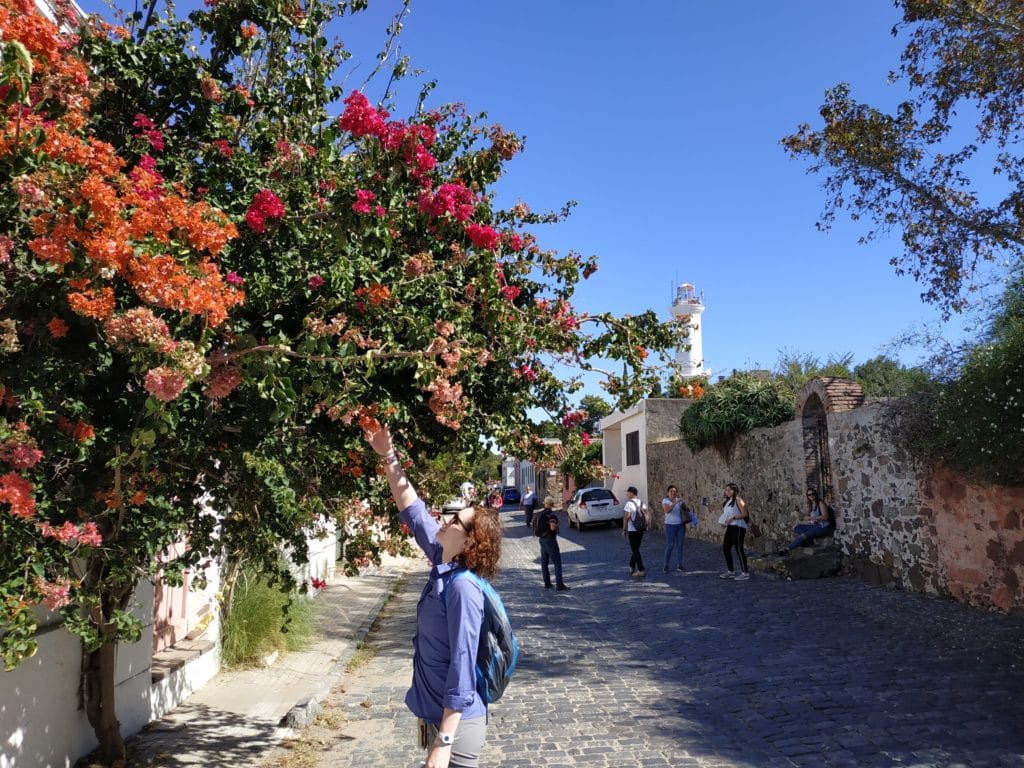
[435,731,455,746]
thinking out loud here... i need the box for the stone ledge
[750,545,843,580]
[151,637,216,683]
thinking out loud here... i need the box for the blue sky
[330,0,973,386]
[85,0,980,393]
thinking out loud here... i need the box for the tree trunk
[83,639,126,764]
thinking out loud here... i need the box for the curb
[280,561,413,729]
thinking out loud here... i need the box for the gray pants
[420,716,487,768]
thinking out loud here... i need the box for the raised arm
[365,424,418,512]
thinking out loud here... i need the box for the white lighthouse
[670,282,708,378]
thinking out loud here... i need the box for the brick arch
[797,377,865,416]
[797,378,864,501]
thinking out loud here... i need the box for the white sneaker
[719,571,735,579]
[733,571,751,581]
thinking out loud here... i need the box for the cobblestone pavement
[286,508,1024,768]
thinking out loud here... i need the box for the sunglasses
[441,512,470,531]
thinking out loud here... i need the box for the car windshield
[582,489,614,502]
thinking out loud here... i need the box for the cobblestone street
[296,508,1024,768]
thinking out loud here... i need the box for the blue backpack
[444,569,519,704]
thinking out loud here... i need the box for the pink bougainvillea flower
[502,232,523,251]
[352,189,377,214]
[203,366,243,399]
[337,91,388,138]
[77,521,103,547]
[418,183,475,221]
[501,285,520,303]
[212,139,234,158]
[308,274,325,290]
[225,271,243,286]
[0,441,43,469]
[581,432,592,447]
[465,223,499,250]
[37,577,72,611]
[245,189,286,232]
[144,366,188,402]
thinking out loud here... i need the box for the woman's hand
[364,423,394,457]
[426,743,452,768]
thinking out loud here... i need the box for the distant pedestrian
[623,486,646,577]
[522,485,537,528]
[662,485,697,572]
[366,423,501,768]
[534,496,570,590]
[718,482,750,580]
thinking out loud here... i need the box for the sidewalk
[126,554,420,768]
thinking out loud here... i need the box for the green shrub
[678,374,795,453]
[221,572,318,668]
[892,318,1024,486]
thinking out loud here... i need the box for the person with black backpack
[623,486,647,577]
[366,423,510,768]
[534,496,570,591]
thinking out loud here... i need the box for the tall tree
[783,0,1024,316]
[0,0,684,760]
[577,394,612,434]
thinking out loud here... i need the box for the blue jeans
[539,536,565,587]
[786,522,834,550]
[663,523,687,570]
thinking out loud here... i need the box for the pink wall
[152,542,218,653]
[922,466,1024,613]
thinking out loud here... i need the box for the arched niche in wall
[796,378,865,501]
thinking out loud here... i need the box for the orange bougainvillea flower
[47,317,69,338]
[67,286,116,321]
[1,0,243,330]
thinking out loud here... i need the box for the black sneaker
[556,584,570,591]
[544,584,552,589]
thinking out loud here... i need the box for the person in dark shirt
[534,497,569,591]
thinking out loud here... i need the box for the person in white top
[661,485,697,573]
[719,482,750,580]
[622,486,646,577]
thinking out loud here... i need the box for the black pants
[628,531,645,572]
[524,503,537,527]
[539,536,565,587]
[722,525,748,573]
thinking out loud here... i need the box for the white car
[567,487,623,531]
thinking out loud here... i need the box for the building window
[625,430,640,466]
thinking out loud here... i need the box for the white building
[599,399,689,510]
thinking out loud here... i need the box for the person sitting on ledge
[778,487,835,555]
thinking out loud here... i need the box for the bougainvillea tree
[0,0,683,759]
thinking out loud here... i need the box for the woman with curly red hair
[365,423,502,768]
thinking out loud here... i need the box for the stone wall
[646,401,1024,615]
